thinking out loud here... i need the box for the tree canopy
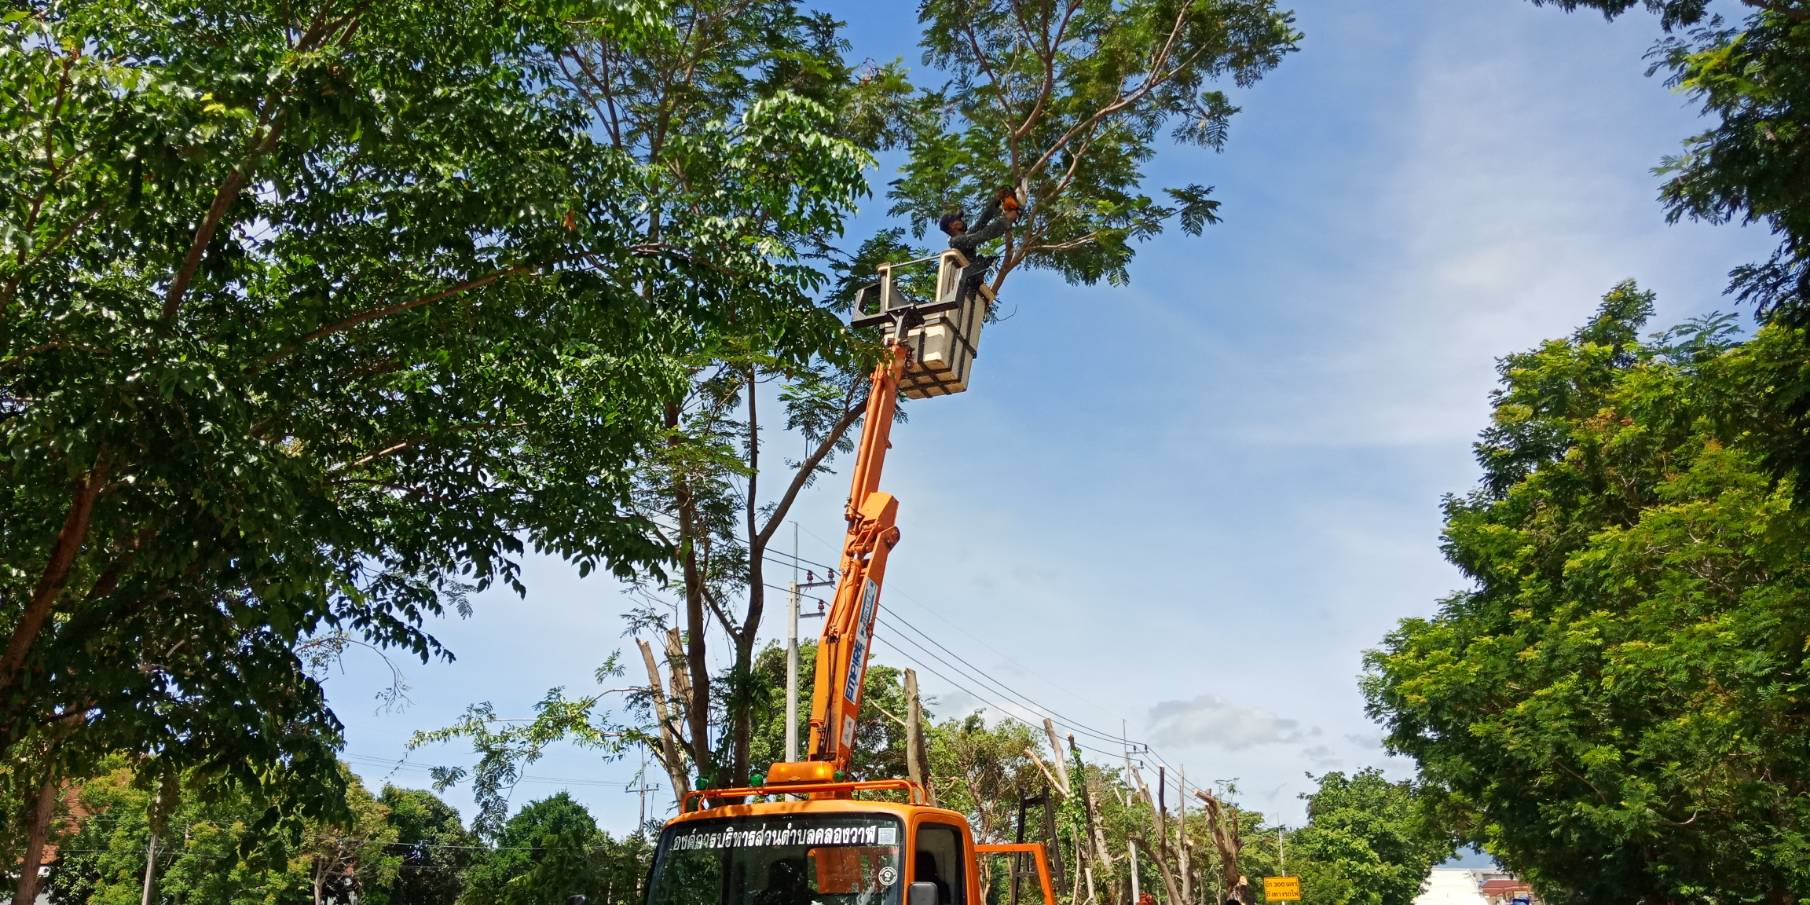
[1289,769,1450,905]
[0,0,869,859]
[46,759,399,905]
[379,785,478,905]
[893,0,1300,288]
[1364,283,1810,903]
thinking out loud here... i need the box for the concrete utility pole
[784,524,833,762]
[625,744,661,832]
[1130,841,1141,904]
[140,828,158,905]
[1125,720,1138,905]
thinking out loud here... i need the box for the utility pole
[1279,825,1286,875]
[785,523,833,762]
[140,828,158,905]
[626,744,661,833]
[1125,720,1139,905]
[1130,841,1141,905]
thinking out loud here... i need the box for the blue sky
[323,0,1768,831]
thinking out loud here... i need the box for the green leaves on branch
[0,0,871,832]
[1363,283,1810,903]
[894,0,1299,288]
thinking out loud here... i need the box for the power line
[777,514,1148,745]
[869,627,1127,762]
[875,614,1123,749]
[341,753,636,790]
[647,505,1224,798]
[879,610,1132,747]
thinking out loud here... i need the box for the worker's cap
[937,211,965,234]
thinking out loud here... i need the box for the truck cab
[644,778,1053,905]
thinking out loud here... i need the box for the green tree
[896,0,1300,288]
[380,785,478,905]
[1287,769,1450,905]
[410,0,906,807]
[297,770,400,905]
[1,0,868,887]
[46,758,401,905]
[928,714,1044,896]
[417,0,1305,816]
[1363,282,1810,903]
[746,641,913,782]
[460,792,640,905]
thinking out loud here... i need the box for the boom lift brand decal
[843,578,880,703]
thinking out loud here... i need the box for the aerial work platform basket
[851,249,994,399]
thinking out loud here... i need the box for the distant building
[1479,877,1536,904]
[1415,869,1537,905]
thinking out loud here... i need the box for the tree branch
[266,264,535,365]
[0,452,111,691]
[161,112,290,322]
[753,391,866,551]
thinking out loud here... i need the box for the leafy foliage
[894,0,1300,287]
[1364,282,1810,903]
[379,785,477,905]
[46,759,397,905]
[746,641,913,782]
[460,792,650,905]
[0,0,868,840]
[1288,770,1450,905]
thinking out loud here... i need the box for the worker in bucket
[937,185,1023,303]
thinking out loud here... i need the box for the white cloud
[1146,695,1316,750]
[1302,744,1342,769]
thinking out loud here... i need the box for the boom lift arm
[652,254,1060,905]
[800,342,909,777]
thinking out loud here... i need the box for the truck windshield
[646,814,903,905]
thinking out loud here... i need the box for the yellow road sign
[1263,876,1302,901]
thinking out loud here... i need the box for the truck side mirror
[909,882,939,905]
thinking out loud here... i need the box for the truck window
[912,824,963,905]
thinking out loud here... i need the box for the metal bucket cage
[850,250,993,399]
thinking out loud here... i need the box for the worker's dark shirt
[948,197,1007,260]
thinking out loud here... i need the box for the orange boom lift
[640,251,1057,905]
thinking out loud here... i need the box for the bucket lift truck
[639,251,1057,905]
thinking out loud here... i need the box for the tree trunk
[1130,835,1182,905]
[1194,790,1247,904]
[904,669,933,805]
[1040,720,1071,798]
[637,638,692,806]
[730,365,763,788]
[728,626,757,787]
[666,402,714,785]
[1175,766,1190,905]
[13,777,57,905]
[0,456,109,729]
[1125,760,1181,905]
